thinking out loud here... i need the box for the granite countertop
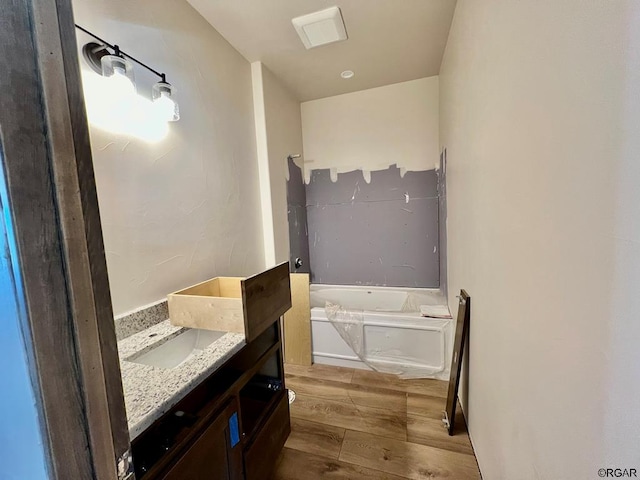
[118,320,245,440]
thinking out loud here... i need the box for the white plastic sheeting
[325,301,453,379]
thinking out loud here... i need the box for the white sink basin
[130,329,226,369]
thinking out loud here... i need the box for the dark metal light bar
[75,24,167,82]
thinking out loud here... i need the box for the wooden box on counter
[168,262,291,342]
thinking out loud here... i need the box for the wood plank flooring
[273,364,480,480]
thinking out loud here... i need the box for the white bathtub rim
[310,284,449,311]
[311,309,452,329]
[310,283,444,295]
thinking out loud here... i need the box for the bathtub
[310,284,453,379]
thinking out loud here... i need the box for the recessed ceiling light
[341,70,354,79]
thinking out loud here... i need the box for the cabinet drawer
[168,262,291,342]
[243,390,290,480]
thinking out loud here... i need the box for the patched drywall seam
[305,164,439,287]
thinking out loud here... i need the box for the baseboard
[458,398,484,479]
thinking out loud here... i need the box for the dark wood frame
[1,1,130,478]
[444,289,470,436]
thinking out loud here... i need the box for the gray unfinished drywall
[306,165,439,287]
[286,158,310,273]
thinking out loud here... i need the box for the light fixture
[76,25,180,122]
[340,70,354,79]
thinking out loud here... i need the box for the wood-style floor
[273,364,481,480]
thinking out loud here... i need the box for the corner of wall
[251,61,276,268]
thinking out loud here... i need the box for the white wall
[301,77,439,180]
[252,62,303,266]
[440,1,640,478]
[73,0,265,316]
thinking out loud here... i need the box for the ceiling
[187,0,458,101]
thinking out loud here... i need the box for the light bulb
[152,82,180,122]
[154,92,177,121]
[110,68,135,97]
[81,70,169,142]
[101,54,136,99]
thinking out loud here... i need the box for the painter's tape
[229,412,240,447]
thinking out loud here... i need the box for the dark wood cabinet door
[244,391,291,480]
[161,400,242,480]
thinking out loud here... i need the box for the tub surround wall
[73,0,265,316]
[301,77,440,179]
[287,158,310,273]
[299,76,441,288]
[305,165,439,287]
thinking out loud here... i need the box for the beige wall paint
[187,0,456,101]
[301,77,439,180]
[262,65,304,265]
[73,0,265,316]
[252,62,303,265]
[251,63,276,266]
[440,1,640,478]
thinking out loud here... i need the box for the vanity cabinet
[131,263,292,478]
[132,321,291,480]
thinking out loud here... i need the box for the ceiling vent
[292,7,348,49]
